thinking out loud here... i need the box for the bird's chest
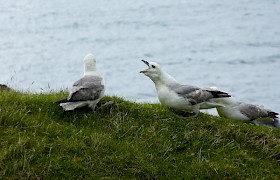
[156,85,190,110]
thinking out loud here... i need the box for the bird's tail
[59,102,86,111]
[268,111,279,119]
[206,90,231,98]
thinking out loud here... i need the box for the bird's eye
[152,65,156,68]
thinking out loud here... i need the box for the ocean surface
[1,0,280,114]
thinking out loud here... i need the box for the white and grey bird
[59,53,105,111]
[214,97,280,128]
[140,60,231,117]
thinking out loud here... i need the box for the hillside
[0,90,279,179]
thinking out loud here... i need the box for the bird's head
[84,53,96,66]
[83,53,97,75]
[140,60,163,81]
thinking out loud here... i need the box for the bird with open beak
[140,60,231,117]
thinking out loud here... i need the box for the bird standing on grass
[214,97,280,128]
[140,60,231,117]
[58,53,105,111]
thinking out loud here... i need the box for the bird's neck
[154,71,179,87]
[84,70,101,76]
[84,63,97,76]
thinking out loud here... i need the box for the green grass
[0,90,279,179]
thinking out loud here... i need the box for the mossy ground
[0,90,279,179]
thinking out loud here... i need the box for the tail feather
[268,111,279,119]
[206,90,231,98]
[59,102,87,111]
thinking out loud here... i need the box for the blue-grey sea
[1,0,280,114]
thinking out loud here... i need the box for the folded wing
[173,85,230,105]
[68,75,104,102]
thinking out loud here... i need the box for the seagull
[58,53,105,111]
[214,97,280,128]
[140,60,231,117]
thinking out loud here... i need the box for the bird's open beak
[141,60,149,66]
[140,70,147,73]
[140,60,149,73]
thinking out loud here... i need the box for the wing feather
[67,75,104,101]
[239,103,271,120]
[173,85,214,105]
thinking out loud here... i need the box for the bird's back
[68,75,105,102]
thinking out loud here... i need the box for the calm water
[1,0,280,114]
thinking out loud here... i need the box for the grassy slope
[0,90,279,179]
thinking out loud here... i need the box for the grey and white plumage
[214,97,280,128]
[59,53,105,111]
[140,60,231,117]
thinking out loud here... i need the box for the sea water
[0,0,280,114]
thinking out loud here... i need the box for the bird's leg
[94,101,114,111]
[190,107,200,118]
[100,101,114,108]
[91,105,97,112]
[191,110,199,118]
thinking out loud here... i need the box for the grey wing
[68,75,104,101]
[238,103,269,120]
[173,85,214,105]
